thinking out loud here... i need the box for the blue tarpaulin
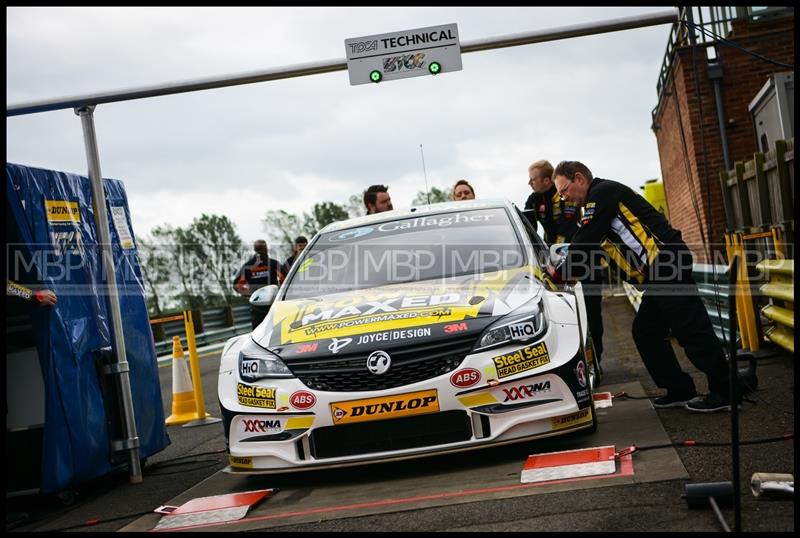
[6,162,169,493]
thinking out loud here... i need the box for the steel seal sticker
[551,407,593,430]
[330,389,438,425]
[237,383,277,409]
[492,342,550,378]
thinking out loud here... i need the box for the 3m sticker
[492,342,550,378]
[330,389,438,425]
[551,407,593,430]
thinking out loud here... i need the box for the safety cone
[165,337,199,426]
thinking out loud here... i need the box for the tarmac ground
[6,295,794,532]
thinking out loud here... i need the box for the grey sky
[7,7,673,246]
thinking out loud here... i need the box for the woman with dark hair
[452,179,475,200]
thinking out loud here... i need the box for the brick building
[650,7,794,262]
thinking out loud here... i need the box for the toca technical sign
[345,23,462,85]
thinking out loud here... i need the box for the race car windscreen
[284,208,526,300]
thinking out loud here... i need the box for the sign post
[345,23,462,86]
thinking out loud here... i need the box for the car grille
[287,334,476,392]
[308,410,472,459]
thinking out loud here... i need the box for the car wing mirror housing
[249,285,279,307]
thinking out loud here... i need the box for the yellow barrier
[756,259,794,353]
[725,233,760,352]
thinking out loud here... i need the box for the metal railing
[150,303,252,356]
[651,6,795,124]
[756,259,794,353]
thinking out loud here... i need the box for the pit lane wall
[6,163,169,494]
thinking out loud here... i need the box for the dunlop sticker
[551,407,593,430]
[237,383,277,409]
[229,455,253,469]
[492,342,550,378]
[330,389,438,425]
[45,200,81,223]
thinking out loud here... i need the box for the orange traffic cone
[165,336,198,426]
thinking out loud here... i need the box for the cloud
[7,7,674,243]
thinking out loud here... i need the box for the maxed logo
[330,390,438,425]
[450,368,481,388]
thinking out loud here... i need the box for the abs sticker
[290,390,316,410]
[450,368,481,388]
[237,383,277,409]
[551,407,593,430]
[492,342,550,379]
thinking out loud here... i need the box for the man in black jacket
[550,160,733,413]
[526,159,604,370]
[233,240,284,328]
[281,236,308,276]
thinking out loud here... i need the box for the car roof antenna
[419,143,431,205]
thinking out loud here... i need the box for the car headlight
[238,338,293,381]
[474,299,546,352]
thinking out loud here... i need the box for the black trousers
[632,282,729,397]
[584,293,604,361]
[250,304,270,329]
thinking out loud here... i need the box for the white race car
[218,200,600,474]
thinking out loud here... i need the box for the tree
[302,201,350,236]
[412,186,452,206]
[263,200,355,260]
[138,227,174,316]
[181,214,243,306]
[344,193,366,218]
[262,209,304,262]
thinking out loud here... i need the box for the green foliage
[412,186,452,206]
[262,209,304,261]
[303,201,350,236]
[141,215,243,313]
[181,214,243,306]
[344,194,366,218]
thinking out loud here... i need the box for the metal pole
[728,253,742,533]
[8,8,679,117]
[75,105,142,484]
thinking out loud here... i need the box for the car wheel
[586,332,602,389]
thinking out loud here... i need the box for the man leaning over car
[549,160,735,413]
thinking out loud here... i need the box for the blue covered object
[6,162,169,493]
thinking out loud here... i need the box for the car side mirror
[549,243,569,266]
[249,285,279,307]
